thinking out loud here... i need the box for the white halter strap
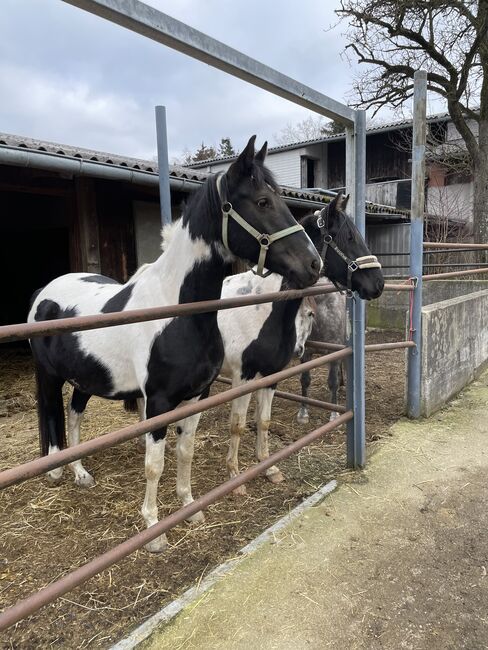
[217,174,304,277]
[313,208,382,293]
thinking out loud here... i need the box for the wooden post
[75,177,101,274]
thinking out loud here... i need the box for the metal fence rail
[0,283,411,344]
[0,410,352,632]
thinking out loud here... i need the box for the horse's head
[300,194,384,300]
[294,296,316,358]
[217,136,321,289]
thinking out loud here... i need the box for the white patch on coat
[27,221,213,398]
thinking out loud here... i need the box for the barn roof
[0,132,409,220]
[188,113,452,167]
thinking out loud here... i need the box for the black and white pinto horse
[175,193,384,492]
[28,136,322,552]
[297,288,346,425]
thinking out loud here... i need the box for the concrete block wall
[368,280,488,330]
[421,289,488,416]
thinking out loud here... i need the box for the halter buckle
[324,234,332,243]
[317,216,325,229]
[258,234,271,249]
[222,201,232,214]
[348,261,359,272]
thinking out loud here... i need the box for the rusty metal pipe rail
[422,267,488,281]
[0,284,411,344]
[0,409,352,632]
[306,340,416,352]
[423,242,488,250]
[0,348,351,490]
[215,375,346,414]
[0,285,340,344]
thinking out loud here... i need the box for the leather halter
[216,174,304,277]
[314,205,381,294]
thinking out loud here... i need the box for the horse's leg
[136,397,146,454]
[297,348,313,425]
[141,393,171,553]
[255,386,284,484]
[67,389,95,487]
[35,366,66,485]
[227,389,253,496]
[175,396,205,524]
[328,361,341,421]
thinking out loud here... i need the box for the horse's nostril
[311,258,320,271]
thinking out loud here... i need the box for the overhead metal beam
[62,0,356,124]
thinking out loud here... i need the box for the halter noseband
[314,205,381,294]
[216,174,304,277]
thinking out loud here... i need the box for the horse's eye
[257,198,268,209]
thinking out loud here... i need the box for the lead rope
[216,174,304,277]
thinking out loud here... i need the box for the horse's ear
[226,135,256,183]
[255,141,268,164]
[329,192,346,219]
[342,194,350,211]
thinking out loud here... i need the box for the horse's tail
[35,365,66,456]
[123,399,138,413]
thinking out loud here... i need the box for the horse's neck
[268,282,302,336]
[133,220,227,306]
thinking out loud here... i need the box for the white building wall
[427,182,474,224]
[265,149,301,186]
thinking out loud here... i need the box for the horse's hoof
[233,484,247,496]
[186,510,205,524]
[75,472,96,488]
[145,534,168,553]
[46,470,63,486]
[296,411,309,425]
[266,468,285,484]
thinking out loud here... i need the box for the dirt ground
[0,330,405,649]
[143,370,488,650]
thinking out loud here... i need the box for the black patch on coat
[144,258,226,441]
[81,274,120,284]
[32,299,115,397]
[70,388,91,414]
[101,284,134,313]
[241,294,302,381]
[236,282,252,295]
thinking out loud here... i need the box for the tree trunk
[472,116,488,262]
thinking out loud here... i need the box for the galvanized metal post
[155,105,172,226]
[345,110,367,468]
[407,71,427,418]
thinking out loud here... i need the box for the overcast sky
[0,0,436,163]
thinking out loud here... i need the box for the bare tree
[273,116,344,146]
[337,0,488,249]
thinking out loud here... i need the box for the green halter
[216,174,304,277]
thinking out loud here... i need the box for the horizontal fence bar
[423,242,488,250]
[0,348,352,490]
[0,409,353,632]
[422,267,488,281]
[383,263,488,269]
[216,375,346,414]
[377,248,487,256]
[383,283,413,291]
[0,284,409,344]
[306,340,416,352]
[0,285,339,344]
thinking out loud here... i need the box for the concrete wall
[421,289,488,416]
[368,280,488,330]
[133,200,162,265]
